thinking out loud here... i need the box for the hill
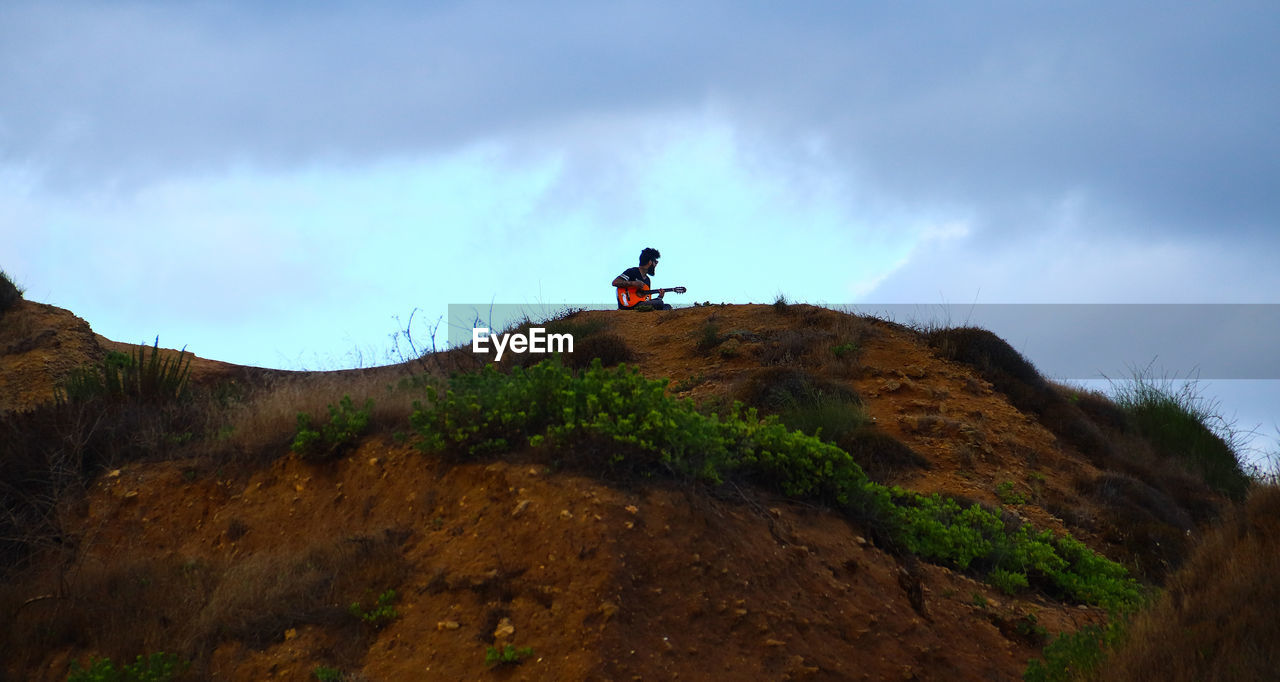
[0,298,1269,680]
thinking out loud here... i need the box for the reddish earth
[3,300,1152,681]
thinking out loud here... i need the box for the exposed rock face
[0,300,105,414]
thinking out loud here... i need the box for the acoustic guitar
[616,283,687,308]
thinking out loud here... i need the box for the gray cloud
[2,1,1277,242]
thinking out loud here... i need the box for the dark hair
[639,247,661,266]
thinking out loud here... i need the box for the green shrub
[66,652,188,682]
[410,359,1142,610]
[313,667,345,682]
[695,321,723,354]
[831,342,859,359]
[56,339,192,404]
[989,568,1030,595]
[996,480,1027,505]
[485,645,534,667]
[1023,618,1127,682]
[348,589,399,628]
[293,395,374,460]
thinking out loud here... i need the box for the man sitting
[613,247,673,310]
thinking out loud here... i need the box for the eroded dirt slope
[4,302,1186,681]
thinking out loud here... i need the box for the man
[613,247,673,310]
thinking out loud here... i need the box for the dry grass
[190,530,409,651]
[1,531,409,676]
[3,555,215,673]
[1103,485,1280,681]
[201,367,427,467]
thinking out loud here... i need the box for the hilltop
[0,297,1271,681]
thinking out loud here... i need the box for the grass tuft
[0,268,23,317]
[56,339,192,405]
[1109,367,1251,501]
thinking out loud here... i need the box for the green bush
[1023,618,1127,682]
[410,359,1142,610]
[312,667,345,682]
[485,645,534,667]
[293,395,374,460]
[67,652,188,682]
[56,339,192,404]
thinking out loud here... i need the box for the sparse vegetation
[996,480,1027,505]
[313,666,346,682]
[1024,618,1127,682]
[66,652,188,682]
[56,339,192,405]
[695,320,724,354]
[831,341,859,359]
[348,589,399,629]
[292,395,375,460]
[485,645,534,667]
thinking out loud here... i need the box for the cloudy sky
[3,2,1278,458]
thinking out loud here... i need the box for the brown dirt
[3,302,1145,681]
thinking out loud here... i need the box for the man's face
[648,259,658,275]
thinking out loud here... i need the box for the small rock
[368,457,380,466]
[284,628,298,640]
[511,500,531,517]
[624,505,639,514]
[436,620,461,631]
[560,509,573,520]
[493,617,515,641]
[764,638,786,647]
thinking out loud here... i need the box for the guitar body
[616,283,687,308]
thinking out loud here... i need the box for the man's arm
[612,275,643,289]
